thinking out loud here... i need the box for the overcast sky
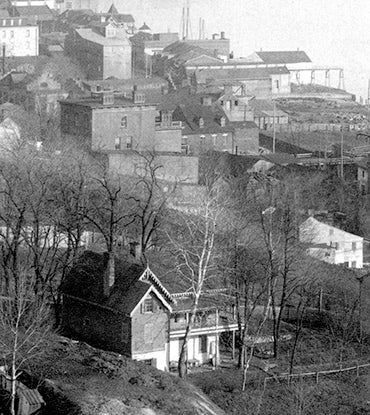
[102,0,369,99]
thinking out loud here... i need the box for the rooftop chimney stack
[220,31,225,39]
[101,90,114,105]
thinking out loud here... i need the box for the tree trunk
[178,297,199,378]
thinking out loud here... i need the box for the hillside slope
[36,337,225,415]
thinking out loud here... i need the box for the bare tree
[129,151,177,258]
[84,162,138,290]
[168,184,224,378]
[0,267,51,415]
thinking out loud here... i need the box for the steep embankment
[38,337,225,415]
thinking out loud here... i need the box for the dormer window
[199,117,204,128]
[220,116,226,127]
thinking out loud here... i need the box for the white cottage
[299,217,363,269]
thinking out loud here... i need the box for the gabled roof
[62,251,174,315]
[174,102,233,135]
[184,54,224,66]
[107,3,118,15]
[255,50,311,64]
[300,216,363,241]
[139,22,150,31]
[75,27,130,46]
[195,66,290,84]
[259,133,312,156]
[13,5,55,20]
[163,40,209,56]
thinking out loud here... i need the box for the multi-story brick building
[60,90,199,183]
[0,17,38,56]
[64,16,132,80]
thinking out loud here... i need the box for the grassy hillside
[30,337,225,415]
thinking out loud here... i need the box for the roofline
[130,285,173,317]
[62,293,121,314]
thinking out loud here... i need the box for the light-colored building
[10,0,56,9]
[64,17,132,79]
[0,17,38,56]
[299,216,363,268]
[193,66,291,98]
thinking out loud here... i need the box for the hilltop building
[299,216,363,269]
[61,251,239,371]
[64,16,132,79]
[59,90,199,183]
[0,17,38,56]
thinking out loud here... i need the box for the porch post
[232,330,235,361]
[215,308,219,367]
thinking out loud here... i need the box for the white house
[299,217,363,269]
[0,18,38,57]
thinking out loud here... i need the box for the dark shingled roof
[255,50,311,64]
[13,5,55,20]
[173,102,233,135]
[259,132,312,156]
[195,66,290,84]
[61,251,174,315]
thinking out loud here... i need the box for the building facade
[64,18,132,80]
[60,91,199,183]
[61,251,239,371]
[299,216,363,268]
[0,17,38,56]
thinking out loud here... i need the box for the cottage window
[351,261,356,268]
[126,136,133,149]
[200,135,205,143]
[115,137,121,150]
[143,298,154,313]
[275,80,279,90]
[199,335,207,353]
[352,242,356,250]
[121,116,127,128]
[344,261,349,267]
[211,134,217,145]
[174,313,185,323]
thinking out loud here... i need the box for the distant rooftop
[60,95,156,109]
[196,66,290,83]
[255,50,311,64]
[75,27,130,46]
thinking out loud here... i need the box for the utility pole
[273,100,276,153]
[340,125,344,179]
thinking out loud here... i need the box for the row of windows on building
[2,29,32,38]
[66,113,129,131]
[329,240,359,250]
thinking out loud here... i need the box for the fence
[264,123,369,133]
[263,361,370,389]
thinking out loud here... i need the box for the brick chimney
[101,90,114,105]
[133,88,146,104]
